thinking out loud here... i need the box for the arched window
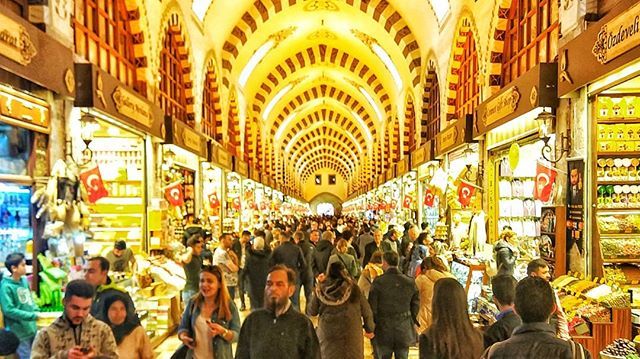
[454,30,479,121]
[404,98,416,155]
[422,66,440,143]
[202,61,221,139]
[159,23,193,126]
[74,0,145,94]
[501,0,559,86]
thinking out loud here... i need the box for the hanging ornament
[79,165,108,203]
[424,188,435,207]
[209,192,220,209]
[402,195,412,209]
[233,197,241,210]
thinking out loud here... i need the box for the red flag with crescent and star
[233,197,241,210]
[534,161,557,202]
[79,165,108,203]
[209,192,220,209]
[165,182,185,207]
[424,188,435,207]
[402,195,412,209]
[457,180,476,207]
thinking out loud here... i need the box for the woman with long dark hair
[178,265,240,359]
[419,278,483,359]
[308,261,374,359]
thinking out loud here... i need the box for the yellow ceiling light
[359,86,383,122]
[263,83,293,120]
[428,0,450,24]
[191,0,212,21]
[372,43,402,90]
[238,40,274,88]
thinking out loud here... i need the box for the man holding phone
[31,280,118,359]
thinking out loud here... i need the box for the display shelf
[597,118,640,124]
[598,152,640,158]
[541,231,556,236]
[597,180,640,185]
[597,208,640,213]
[91,227,141,231]
[602,258,640,263]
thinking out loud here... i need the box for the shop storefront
[162,116,208,244]
[433,116,479,252]
[210,144,233,233]
[232,156,249,232]
[396,157,418,225]
[74,63,166,255]
[554,1,640,353]
[411,141,438,233]
[0,7,75,293]
[201,145,224,240]
[475,63,566,277]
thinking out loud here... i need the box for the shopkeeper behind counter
[105,241,136,273]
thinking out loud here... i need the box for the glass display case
[0,183,32,261]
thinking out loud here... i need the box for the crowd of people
[0,215,593,358]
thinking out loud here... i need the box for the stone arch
[226,87,240,156]
[422,57,441,144]
[201,52,223,141]
[404,92,416,156]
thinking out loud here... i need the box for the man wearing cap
[105,240,136,273]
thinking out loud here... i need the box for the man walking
[369,251,419,359]
[363,228,384,266]
[484,275,522,348]
[269,231,307,310]
[233,230,252,311]
[213,232,240,299]
[31,280,118,359]
[236,265,320,359]
[483,277,590,358]
[527,258,570,340]
[293,230,315,309]
[0,253,38,358]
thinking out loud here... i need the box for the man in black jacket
[368,251,419,359]
[483,277,590,358]
[232,230,252,311]
[484,275,521,348]
[293,230,314,311]
[363,228,383,266]
[269,231,307,311]
[311,230,335,280]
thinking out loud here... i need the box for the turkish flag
[534,162,558,202]
[165,182,184,207]
[209,192,220,209]
[233,197,241,210]
[424,188,435,207]
[402,195,412,209]
[79,166,108,203]
[457,180,476,207]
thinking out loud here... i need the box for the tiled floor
[153,295,419,358]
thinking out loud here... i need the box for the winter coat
[482,323,591,359]
[0,276,37,340]
[368,267,419,348]
[269,241,307,279]
[357,263,383,299]
[307,278,374,359]
[245,247,271,309]
[407,244,429,277]
[177,297,241,359]
[297,240,315,284]
[415,270,454,333]
[91,278,140,327]
[311,240,334,278]
[327,252,361,278]
[483,309,522,348]
[31,314,118,359]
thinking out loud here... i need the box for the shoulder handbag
[170,344,189,359]
[570,340,586,359]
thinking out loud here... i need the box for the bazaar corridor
[0,0,640,358]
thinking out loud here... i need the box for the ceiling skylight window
[351,110,372,143]
[192,0,212,21]
[239,40,275,87]
[429,0,450,24]
[372,44,402,90]
[275,111,299,140]
[263,84,293,120]
[359,86,383,122]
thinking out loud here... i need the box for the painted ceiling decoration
[198,0,449,196]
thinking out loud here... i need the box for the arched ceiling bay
[199,0,442,197]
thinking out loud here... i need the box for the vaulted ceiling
[198,0,444,197]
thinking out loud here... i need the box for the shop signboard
[211,143,232,171]
[377,174,385,187]
[411,141,433,169]
[75,64,164,138]
[396,157,409,177]
[0,84,50,133]
[164,116,207,158]
[233,157,249,177]
[435,115,473,157]
[385,167,395,183]
[558,0,640,96]
[0,6,75,98]
[249,167,261,183]
[475,63,558,138]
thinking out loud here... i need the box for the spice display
[601,338,638,357]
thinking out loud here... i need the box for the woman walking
[415,256,454,333]
[103,293,153,359]
[178,265,241,359]
[308,261,374,359]
[419,278,483,359]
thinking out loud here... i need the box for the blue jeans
[17,336,34,359]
